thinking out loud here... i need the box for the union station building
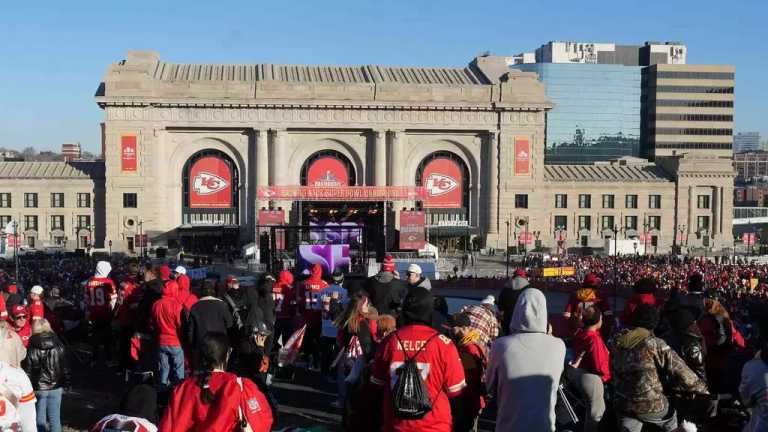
[1,51,736,256]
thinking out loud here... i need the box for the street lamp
[108,239,112,257]
[505,219,511,278]
[11,220,18,282]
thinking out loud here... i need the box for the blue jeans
[36,388,62,432]
[157,345,185,391]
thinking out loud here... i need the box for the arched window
[182,149,239,225]
[415,151,470,210]
[301,150,356,186]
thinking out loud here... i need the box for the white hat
[30,285,44,295]
[481,295,495,305]
[407,264,422,275]
[174,266,186,275]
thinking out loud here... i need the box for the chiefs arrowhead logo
[193,172,229,195]
[425,173,458,196]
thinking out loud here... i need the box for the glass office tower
[512,63,641,164]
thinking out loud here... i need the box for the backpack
[391,331,439,420]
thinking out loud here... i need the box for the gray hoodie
[485,289,565,432]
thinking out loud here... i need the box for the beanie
[688,273,705,293]
[159,265,171,281]
[582,273,602,289]
[401,287,434,326]
[381,255,396,273]
[632,304,659,330]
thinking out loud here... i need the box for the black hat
[402,287,434,326]
[688,273,705,293]
[634,277,657,295]
[632,304,659,330]
[332,269,344,283]
[668,308,696,332]
[120,384,157,423]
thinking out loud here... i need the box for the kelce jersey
[90,414,157,432]
[371,324,466,432]
[85,276,117,322]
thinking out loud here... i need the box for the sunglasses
[13,315,26,320]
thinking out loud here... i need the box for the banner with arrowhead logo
[400,211,426,250]
[190,156,233,208]
[514,138,530,176]
[422,157,463,208]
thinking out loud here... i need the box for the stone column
[488,131,499,235]
[373,130,386,186]
[719,186,724,235]
[270,128,289,221]
[255,129,268,210]
[687,185,694,238]
[389,130,404,228]
[712,186,719,239]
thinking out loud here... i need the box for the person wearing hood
[272,270,296,353]
[610,304,708,432]
[173,266,197,313]
[85,261,117,366]
[151,278,184,393]
[370,287,466,432]
[405,264,431,291]
[23,319,70,432]
[365,255,407,317]
[485,288,565,432]
[296,264,328,371]
[496,271,532,337]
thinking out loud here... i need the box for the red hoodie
[572,328,611,382]
[297,264,328,326]
[273,270,296,320]
[175,274,198,312]
[621,293,658,326]
[152,281,183,347]
[160,371,273,432]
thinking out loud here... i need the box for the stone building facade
[92,51,734,255]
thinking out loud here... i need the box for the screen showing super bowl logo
[297,244,350,275]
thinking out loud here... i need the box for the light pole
[505,219,511,278]
[108,240,112,257]
[12,220,19,283]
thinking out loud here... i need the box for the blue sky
[1,0,765,152]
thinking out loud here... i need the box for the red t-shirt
[371,324,466,432]
[160,371,272,432]
[85,276,117,323]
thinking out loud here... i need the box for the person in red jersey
[370,287,466,432]
[151,279,184,393]
[173,266,197,312]
[272,270,296,352]
[85,261,117,366]
[160,332,273,432]
[296,264,328,370]
[9,305,31,348]
[28,285,45,322]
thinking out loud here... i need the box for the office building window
[0,216,11,227]
[555,194,567,209]
[77,215,91,230]
[625,215,638,230]
[51,193,64,208]
[602,194,615,209]
[649,195,662,209]
[123,193,137,208]
[24,193,38,208]
[625,194,638,209]
[648,216,661,230]
[50,215,64,230]
[77,193,91,208]
[697,195,711,209]
[697,216,710,231]
[24,215,38,231]
[0,194,10,208]
[578,215,591,230]
[554,215,568,231]
[514,194,528,209]
[578,194,591,209]
[602,215,615,230]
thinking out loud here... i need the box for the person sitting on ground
[160,332,272,432]
[90,384,158,432]
[405,264,431,290]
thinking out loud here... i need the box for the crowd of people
[1,253,768,431]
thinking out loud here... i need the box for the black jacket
[135,278,164,334]
[256,279,276,329]
[661,323,708,382]
[187,296,235,349]
[23,332,71,391]
[364,272,407,316]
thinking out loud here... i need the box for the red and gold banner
[422,158,463,208]
[307,156,349,187]
[258,209,285,227]
[400,211,426,250]
[189,156,233,208]
[514,138,530,176]
[257,186,426,201]
[121,135,137,171]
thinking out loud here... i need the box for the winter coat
[409,276,432,291]
[136,278,164,335]
[485,289,565,432]
[187,296,234,350]
[740,354,768,432]
[151,281,183,347]
[256,278,275,329]
[610,327,708,417]
[23,332,70,391]
[364,271,407,316]
[0,324,26,368]
[660,323,707,382]
[175,274,197,312]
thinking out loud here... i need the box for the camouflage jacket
[610,327,708,416]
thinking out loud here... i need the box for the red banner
[135,234,148,248]
[514,138,530,175]
[257,186,426,201]
[189,156,233,208]
[422,158,463,208]
[307,157,348,187]
[258,209,285,250]
[518,231,534,245]
[121,135,137,171]
[743,232,756,246]
[400,211,426,250]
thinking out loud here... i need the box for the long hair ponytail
[196,332,230,404]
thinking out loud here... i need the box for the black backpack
[391,331,439,419]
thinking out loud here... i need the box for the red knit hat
[159,265,171,281]
[381,255,396,273]
[513,268,527,278]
